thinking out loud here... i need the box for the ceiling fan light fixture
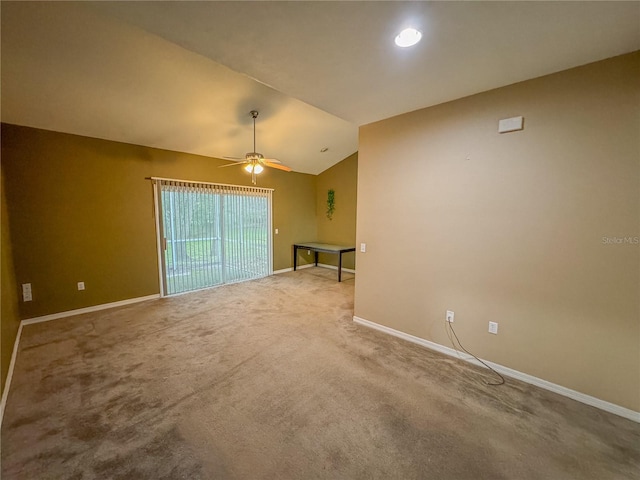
[395,28,422,48]
[244,163,264,174]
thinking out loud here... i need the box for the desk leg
[315,251,318,267]
[338,252,343,282]
[293,246,298,271]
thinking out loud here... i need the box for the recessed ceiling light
[395,28,422,48]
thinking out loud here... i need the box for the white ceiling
[2,1,639,174]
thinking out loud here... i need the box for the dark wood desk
[293,242,356,282]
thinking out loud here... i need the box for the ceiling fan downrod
[251,110,259,154]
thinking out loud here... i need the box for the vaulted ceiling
[2,2,638,174]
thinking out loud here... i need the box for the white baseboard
[273,264,314,275]
[22,294,160,326]
[0,321,24,427]
[353,315,640,423]
[273,263,355,275]
[1,293,159,427]
[316,263,356,274]
[273,264,316,275]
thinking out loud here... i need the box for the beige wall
[1,166,21,393]
[355,52,640,411]
[315,153,358,270]
[1,124,317,319]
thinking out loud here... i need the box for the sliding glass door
[153,179,272,296]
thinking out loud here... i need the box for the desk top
[294,242,356,253]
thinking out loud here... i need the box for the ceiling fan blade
[262,158,281,164]
[218,161,247,168]
[223,156,244,160]
[265,161,292,172]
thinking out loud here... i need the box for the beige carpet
[2,268,638,479]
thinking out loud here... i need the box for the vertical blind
[153,178,273,296]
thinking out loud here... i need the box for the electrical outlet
[307,249,311,255]
[360,243,366,253]
[488,321,498,334]
[446,310,454,323]
[275,228,279,234]
[22,283,32,302]
[77,282,85,291]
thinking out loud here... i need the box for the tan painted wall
[315,153,358,270]
[1,166,21,393]
[1,124,317,319]
[355,52,640,411]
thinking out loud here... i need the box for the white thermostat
[498,116,524,133]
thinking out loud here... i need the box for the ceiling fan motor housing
[246,152,264,161]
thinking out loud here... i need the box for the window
[152,178,272,296]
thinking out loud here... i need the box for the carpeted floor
[2,268,639,479]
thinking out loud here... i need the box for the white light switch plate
[22,283,32,302]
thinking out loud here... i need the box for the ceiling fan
[220,110,292,184]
